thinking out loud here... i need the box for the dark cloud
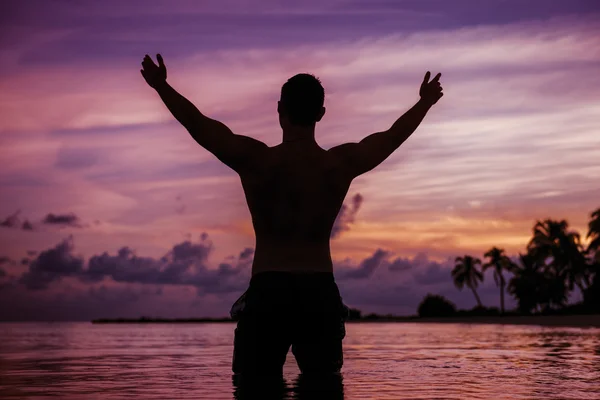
[86,246,183,285]
[388,257,413,272]
[11,233,250,296]
[26,250,37,256]
[84,247,152,284]
[82,233,249,294]
[0,211,34,231]
[43,212,82,227]
[169,238,212,262]
[413,261,452,285]
[217,262,238,277]
[211,248,254,283]
[0,256,14,266]
[331,193,363,239]
[0,210,21,228]
[22,220,34,230]
[1,211,81,230]
[19,236,85,290]
[336,248,389,280]
[0,268,6,278]
[239,247,254,261]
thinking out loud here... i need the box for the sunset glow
[1,0,599,319]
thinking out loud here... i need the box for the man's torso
[238,142,353,274]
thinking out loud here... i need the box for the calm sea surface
[1,322,599,399]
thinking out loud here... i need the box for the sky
[0,0,599,321]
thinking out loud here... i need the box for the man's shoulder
[326,143,359,165]
[236,143,278,177]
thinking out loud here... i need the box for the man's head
[278,73,326,128]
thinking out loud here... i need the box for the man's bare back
[241,142,352,274]
[141,54,443,378]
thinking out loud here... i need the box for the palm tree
[583,267,600,312]
[507,252,568,313]
[483,247,514,314]
[507,253,543,314]
[585,208,600,310]
[588,208,600,263]
[452,255,484,307]
[527,219,589,294]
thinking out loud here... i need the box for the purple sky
[1,0,599,320]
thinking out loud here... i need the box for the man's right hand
[141,54,167,89]
[419,71,443,105]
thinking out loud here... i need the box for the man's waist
[251,244,333,275]
[250,270,335,285]
[251,262,333,276]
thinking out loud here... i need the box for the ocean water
[1,322,599,399]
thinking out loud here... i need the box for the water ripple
[0,322,599,399]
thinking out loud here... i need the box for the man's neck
[282,125,317,144]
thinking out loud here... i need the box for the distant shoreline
[396,314,600,328]
[91,314,600,328]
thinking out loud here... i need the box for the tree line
[450,208,599,314]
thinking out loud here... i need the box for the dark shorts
[230,271,349,376]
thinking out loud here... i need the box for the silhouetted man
[141,54,443,378]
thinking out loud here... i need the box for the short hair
[280,73,325,127]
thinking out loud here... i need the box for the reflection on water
[232,372,344,400]
[0,322,599,399]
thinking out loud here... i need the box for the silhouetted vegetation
[584,267,600,312]
[483,247,511,313]
[454,306,501,317]
[418,294,456,317]
[451,208,600,315]
[452,255,484,307]
[347,308,362,320]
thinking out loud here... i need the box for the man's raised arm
[330,72,443,179]
[141,54,268,172]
